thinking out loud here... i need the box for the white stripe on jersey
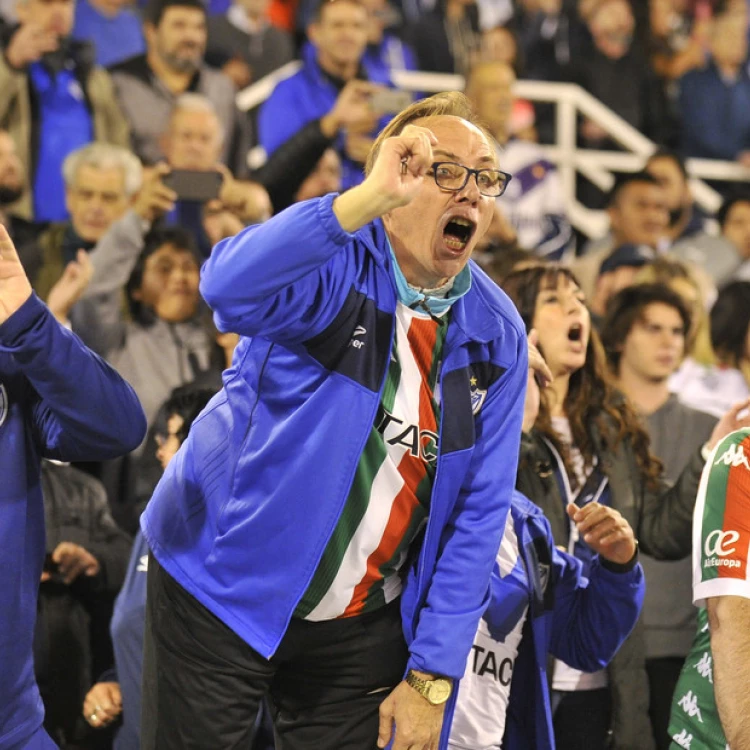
[449,514,528,750]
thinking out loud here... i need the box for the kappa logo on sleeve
[0,384,7,428]
[714,443,750,471]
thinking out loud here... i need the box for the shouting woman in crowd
[499,263,749,750]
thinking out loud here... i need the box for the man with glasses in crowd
[139,91,537,750]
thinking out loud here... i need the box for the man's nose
[456,174,481,203]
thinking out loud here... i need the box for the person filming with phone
[155,93,271,255]
[258,0,412,192]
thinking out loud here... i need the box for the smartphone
[43,552,63,583]
[370,89,413,117]
[163,169,223,203]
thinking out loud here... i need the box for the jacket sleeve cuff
[599,542,640,574]
[0,293,48,348]
[317,192,357,246]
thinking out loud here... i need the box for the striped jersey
[668,428,750,750]
[294,303,448,620]
[449,512,529,750]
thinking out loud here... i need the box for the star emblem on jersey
[0,384,7,428]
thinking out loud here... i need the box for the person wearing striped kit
[139,91,535,750]
[668,426,750,750]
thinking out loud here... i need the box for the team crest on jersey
[469,376,487,415]
[0,384,7,428]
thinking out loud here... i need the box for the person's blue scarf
[388,239,471,316]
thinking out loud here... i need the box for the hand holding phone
[162,169,223,203]
[369,89,413,117]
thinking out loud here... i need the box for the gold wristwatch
[405,670,452,705]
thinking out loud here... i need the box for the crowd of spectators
[1,0,749,747]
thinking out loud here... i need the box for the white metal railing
[238,66,750,238]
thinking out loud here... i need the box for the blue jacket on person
[0,294,146,750]
[107,530,150,750]
[141,193,528,708]
[501,493,644,750]
[678,60,750,161]
[258,46,394,191]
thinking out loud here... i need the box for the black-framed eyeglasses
[429,162,512,198]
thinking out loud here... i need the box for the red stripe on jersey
[719,434,750,580]
[343,316,440,617]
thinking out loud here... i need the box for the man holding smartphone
[158,93,271,251]
[258,0,409,191]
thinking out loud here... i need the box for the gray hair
[62,143,143,197]
[170,93,225,144]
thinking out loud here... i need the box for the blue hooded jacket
[502,493,644,749]
[258,46,394,191]
[141,193,528,692]
[0,294,146,750]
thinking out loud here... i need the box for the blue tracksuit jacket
[141,193,528,701]
[257,48,394,191]
[0,294,146,750]
[501,493,644,750]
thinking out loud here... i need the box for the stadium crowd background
[3,0,750,747]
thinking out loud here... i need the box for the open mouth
[443,217,476,252]
[567,322,584,343]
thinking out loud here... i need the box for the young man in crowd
[601,283,717,749]
[645,150,739,287]
[110,0,249,175]
[258,0,393,191]
[573,172,669,299]
[668,426,750,750]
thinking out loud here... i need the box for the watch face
[427,679,452,705]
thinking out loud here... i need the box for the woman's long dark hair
[501,263,663,491]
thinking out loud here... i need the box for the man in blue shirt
[679,8,750,164]
[0,226,146,748]
[258,0,396,191]
[72,0,145,67]
[0,0,129,222]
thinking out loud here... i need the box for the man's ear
[307,22,320,48]
[15,0,27,24]
[159,130,171,162]
[144,21,157,48]
[607,206,619,233]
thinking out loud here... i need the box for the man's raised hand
[368,124,438,211]
[0,225,32,325]
[332,125,438,233]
